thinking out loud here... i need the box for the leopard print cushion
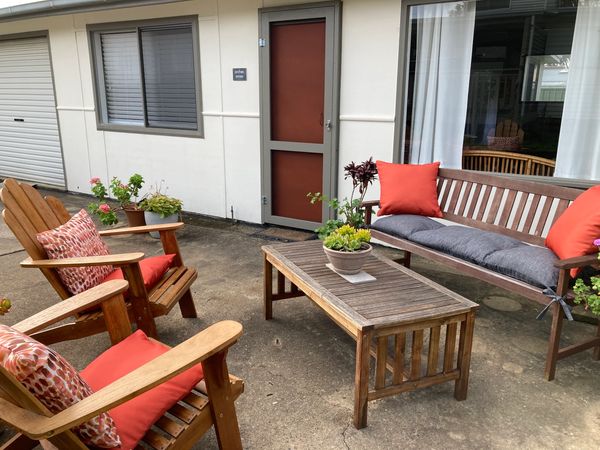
[487,136,521,150]
[36,209,113,295]
[0,324,121,447]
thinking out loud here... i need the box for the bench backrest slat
[437,169,584,246]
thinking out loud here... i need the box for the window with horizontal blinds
[90,18,202,136]
[141,26,197,130]
[100,32,144,125]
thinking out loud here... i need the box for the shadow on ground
[0,189,598,449]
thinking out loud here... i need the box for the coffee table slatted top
[263,241,478,332]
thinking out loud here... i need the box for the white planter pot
[323,243,372,275]
[144,211,179,239]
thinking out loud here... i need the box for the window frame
[88,16,204,138]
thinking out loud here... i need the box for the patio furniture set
[1,156,599,448]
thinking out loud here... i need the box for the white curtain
[409,1,475,168]
[554,1,600,180]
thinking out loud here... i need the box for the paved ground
[0,189,599,449]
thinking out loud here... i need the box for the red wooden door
[261,6,338,229]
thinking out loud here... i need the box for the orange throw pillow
[376,161,443,218]
[81,330,204,450]
[545,185,600,277]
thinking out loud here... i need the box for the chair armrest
[1,321,243,439]
[11,280,129,335]
[20,253,145,269]
[98,222,183,236]
[554,254,600,270]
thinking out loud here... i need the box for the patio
[0,189,598,449]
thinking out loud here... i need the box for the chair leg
[544,302,563,381]
[203,351,242,450]
[178,289,197,318]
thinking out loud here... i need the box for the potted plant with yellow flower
[323,225,372,275]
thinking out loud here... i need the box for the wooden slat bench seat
[364,168,600,381]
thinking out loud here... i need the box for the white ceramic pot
[323,243,372,275]
[144,211,179,239]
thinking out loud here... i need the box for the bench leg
[393,251,411,268]
[544,302,563,381]
[353,330,371,429]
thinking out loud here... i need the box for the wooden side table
[263,241,478,428]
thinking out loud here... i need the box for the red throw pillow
[0,325,120,448]
[102,254,175,291]
[81,330,204,450]
[376,161,443,218]
[36,209,113,295]
[545,185,600,277]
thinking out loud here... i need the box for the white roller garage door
[0,36,65,187]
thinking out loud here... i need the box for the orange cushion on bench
[376,161,443,218]
[102,254,175,291]
[81,330,204,450]
[545,185,600,277]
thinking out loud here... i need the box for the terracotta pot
[323,243,372,275]
[123,207,146,227]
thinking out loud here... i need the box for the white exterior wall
[0,0,403,223]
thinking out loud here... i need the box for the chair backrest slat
[21,183,63,229]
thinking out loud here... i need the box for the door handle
[325,119,332,131]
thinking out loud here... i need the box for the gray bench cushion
[410,226,523,265]
[370,215,444,239]
[483,245,559,289]
[372,214,559,289]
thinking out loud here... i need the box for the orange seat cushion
[376,161,443,218]
[102,254,176,291]
[81,330,204,450]
[545,185,600,277]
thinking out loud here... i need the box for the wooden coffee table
[262,240,479,428]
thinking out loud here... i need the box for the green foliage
[88,201,118,226]
[323,225,371,252]
[88,174,144,225]
[140,193,183,218]
[573,252,600,316]
[109,173,145,208]
[308,157,377,239]
[0,297,11,315]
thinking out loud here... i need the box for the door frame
[259,1,342,230]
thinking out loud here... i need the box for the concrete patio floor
[0,189,599,449]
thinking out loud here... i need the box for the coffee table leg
[455,311,475,401]
[264,254,273,320]
[354,329,371,429]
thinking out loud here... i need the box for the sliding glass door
[398,0,599,181]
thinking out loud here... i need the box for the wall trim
[339,115,395,123]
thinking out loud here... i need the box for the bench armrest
[0,321,243,439]
[99,222,183,236]
[20,253,145,268]
[554,254,600,270]
[11,280,129,335]
[361,200,380,226]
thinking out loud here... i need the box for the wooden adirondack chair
[0,178,198,345]
[0,280,244,450]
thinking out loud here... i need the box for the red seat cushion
[102,254,176,291]
[545,185,600,277]
[81,330,204,450]
[376,161,443,218]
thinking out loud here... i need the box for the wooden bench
[364,168,600,381]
